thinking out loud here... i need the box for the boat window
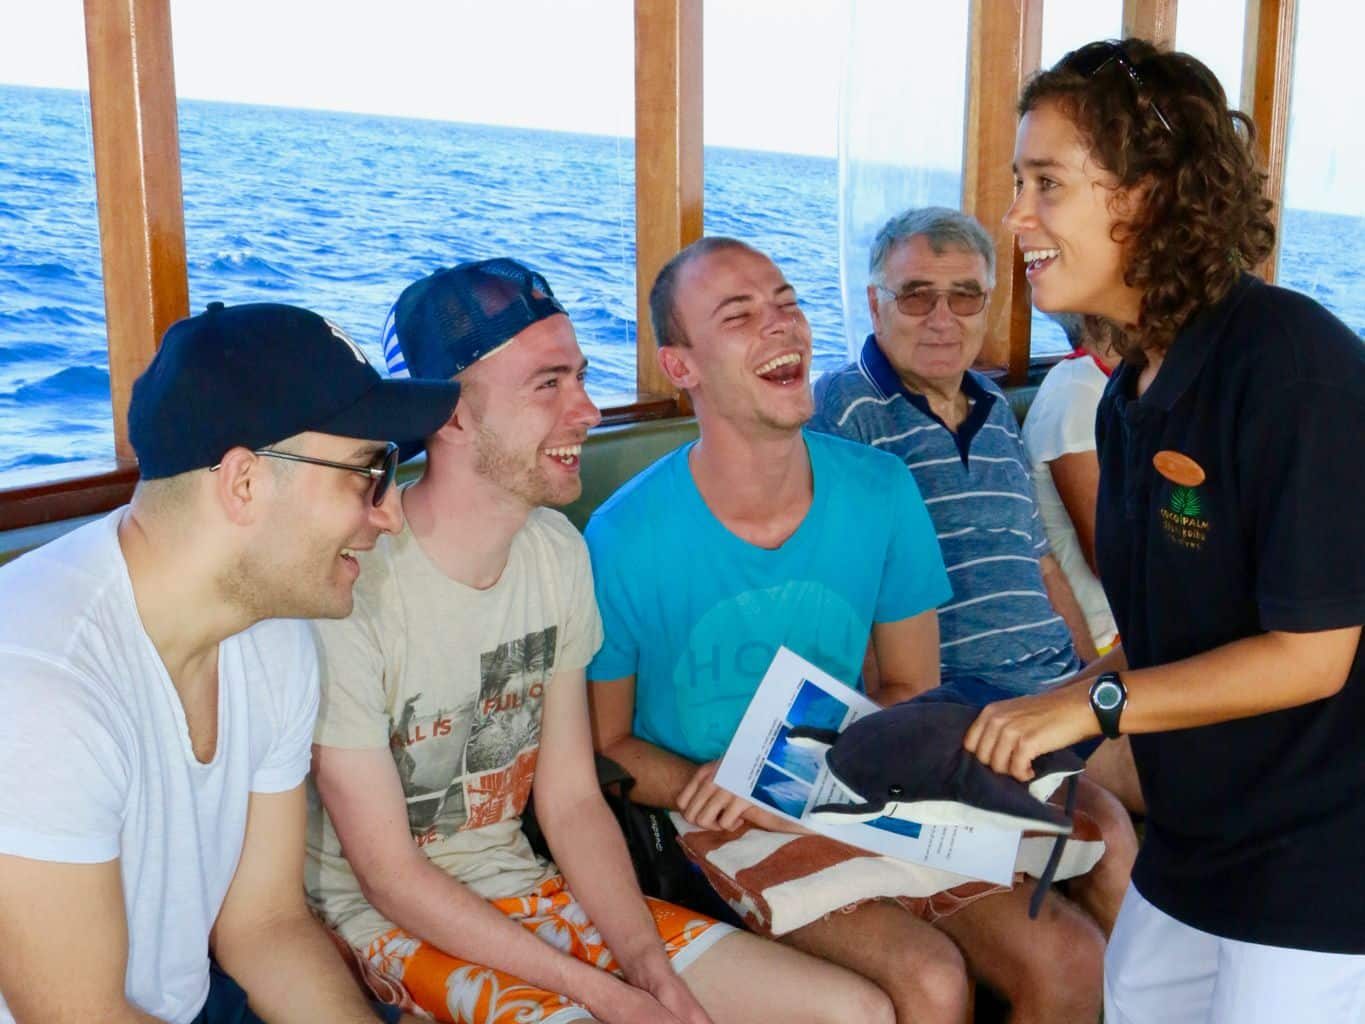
[169,0,639,405]
[1277,0,1364,338]
[0,7,111,487]
[1175,0,1246,105]
[836,0,970,360]
[702,1,847,374]
[1039,0,1122,69]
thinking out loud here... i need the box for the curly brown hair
[1019,38,1275,356]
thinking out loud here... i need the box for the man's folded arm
[0,853,161,1024]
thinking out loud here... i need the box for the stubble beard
[473,421,580,508]
[754,383,813,435]
[218,543,352,623]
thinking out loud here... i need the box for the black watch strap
[1089,671,1127,740]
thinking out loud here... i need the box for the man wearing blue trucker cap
[307,259,870,1024]
[0,301,455,1024]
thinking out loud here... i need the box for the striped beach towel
[673,811,1105,937]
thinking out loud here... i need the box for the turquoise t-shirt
[585,429,951,764]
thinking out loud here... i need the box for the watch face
[1093,680,1124,711]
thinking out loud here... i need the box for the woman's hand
[963,683,1097,781]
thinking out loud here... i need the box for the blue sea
[1,84,1361,482]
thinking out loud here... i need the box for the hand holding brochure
[713,647,1021,885]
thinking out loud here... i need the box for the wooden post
[1122,0,1179,48]
[1242,0,1297,283]
[963,0,1042,384]
[84,0,189,465]
[634,0,702,399]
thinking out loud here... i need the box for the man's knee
[877,926,970,1023]
[1083,780,1139,875]
[762,950,898,1024]
[837,977,898,1024]
[1013,903,1105,1010]
[904,942,971,1022]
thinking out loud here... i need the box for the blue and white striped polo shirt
[810,336,1080,695]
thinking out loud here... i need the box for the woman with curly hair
[964,38,1365,1021]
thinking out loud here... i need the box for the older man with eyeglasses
[810,206,1140,1022]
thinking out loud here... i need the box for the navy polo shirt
[1095,274,1365,953]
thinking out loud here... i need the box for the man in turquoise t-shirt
[587,237,1112,1024]
[586,237,974,1022]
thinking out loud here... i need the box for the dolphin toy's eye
[887,784,903,798]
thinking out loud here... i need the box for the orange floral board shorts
[339,875,732,1023]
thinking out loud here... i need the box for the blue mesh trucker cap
[130,301,461,479]
[381,258,567,380]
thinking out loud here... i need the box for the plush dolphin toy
[788,700,1084,835]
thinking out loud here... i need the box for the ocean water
[1,83,1361,481]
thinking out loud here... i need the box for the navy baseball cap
[130,302,461,479]
[381,258,567,380]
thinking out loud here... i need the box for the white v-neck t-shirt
[0,510,317,1024]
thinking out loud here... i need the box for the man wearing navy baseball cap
[0,301,455,1024]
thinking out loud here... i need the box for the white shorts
[1104,883,1365,1023]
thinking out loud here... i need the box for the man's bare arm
[589,675,702,807]
[312,742,680,1024]
[0,854,160,1023]
[589,674,797,834]
[210,785,398,1023]
[1040,552,1101,663]
[536,668,712,1024]
[867,608,941,706]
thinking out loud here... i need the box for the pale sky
[3,0,1360,214]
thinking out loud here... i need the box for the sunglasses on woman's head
[1062,41,1174,134]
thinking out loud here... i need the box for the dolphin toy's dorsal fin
[786,726,841,750]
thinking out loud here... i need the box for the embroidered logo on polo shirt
[1159,488,1210,551]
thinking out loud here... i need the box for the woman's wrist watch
[1088,671,1128,739]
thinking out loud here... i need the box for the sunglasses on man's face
[249,441,400,507]
[876,285,989,318]
[1063,41,1174,134]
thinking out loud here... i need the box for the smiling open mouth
[755,352,803,383]
[543,444,582,467]
[1023,248,1060,276]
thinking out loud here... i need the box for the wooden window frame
[963,0,1044,386]
[1242,0,1296,283]
[0,0,1301,532]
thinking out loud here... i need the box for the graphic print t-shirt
[305,508,602,948]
